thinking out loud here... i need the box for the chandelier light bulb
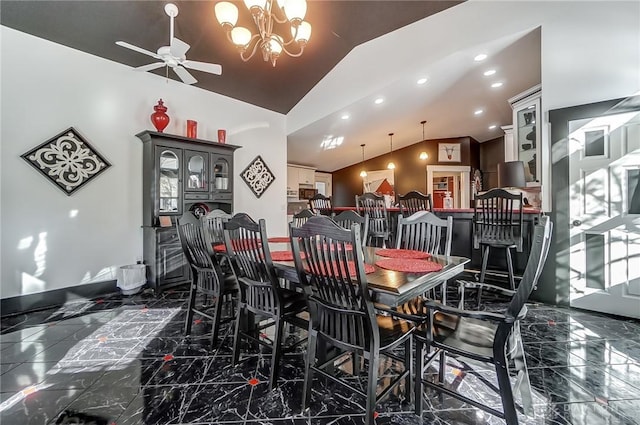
[387,162,396,170]
[360,170,368,177]
[215,2,238,27]
[214,0,311,67]
[419,151,428,160]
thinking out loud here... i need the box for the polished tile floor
[1,286,639,425]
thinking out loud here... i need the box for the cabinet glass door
[516,105,538,183]
[185,150,208,192]
[212,155,231,191]
[158,149,181,213]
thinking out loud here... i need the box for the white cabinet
[507,85,541,187]
[286,166,298,191]
[298,167,315,185]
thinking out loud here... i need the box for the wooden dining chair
[398,191,433,216]
[222,213,308,390]
[290,216,414,425]
[396,211,452,256]
[176,212,237,346]
[474,188,524,290]
[308,193,334,216]
[355,192,392,248]
[291,208,315,228]
[413,216,552,425]
[201,209,232,245]
[332,209,369,245]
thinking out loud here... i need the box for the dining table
[268,241,470,307]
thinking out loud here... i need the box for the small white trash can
[117,264,147,295]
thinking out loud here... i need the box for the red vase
[151,99,170,132]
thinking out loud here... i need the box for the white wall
[0,27,288,299]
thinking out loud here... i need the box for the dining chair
[398,191,433,216]
[396,211,452,257]
[290,216,414,425]
[413,216,552,425]
[332,209,369,245]
[176,212,237,346]
[291,208,315,228]
[355,192,392,248]
[474,188,524,290]
[222,213,308,390]
[308,193,334,216]
[201,209,233,271]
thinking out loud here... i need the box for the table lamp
[497,161,526,188]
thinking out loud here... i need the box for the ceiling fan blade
[115,41,161,59]
[173,66,197,85]
[170,37,190,58]
[135,63,166,72]
[182,60,222,75]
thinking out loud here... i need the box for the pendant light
[419,120,428,160]
[387,132,396,170]
[359,144,367,177]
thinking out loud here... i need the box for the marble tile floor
[1,287,639,425]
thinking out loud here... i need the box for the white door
[569,111,640,318]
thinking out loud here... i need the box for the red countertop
[334,206,542,215]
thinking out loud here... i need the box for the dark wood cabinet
[137,131,240,292]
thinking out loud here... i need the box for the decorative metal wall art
[21,127,111,196]
[241,155,275,198]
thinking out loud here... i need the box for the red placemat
[271,251,305,261]
[375,258,443,273]
[268,237,290,243]
[306,262,376,276]
[213,239,261,253]
[376,249,431,259]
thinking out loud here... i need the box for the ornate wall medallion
[21,127,111,196]
[241,155,275,198]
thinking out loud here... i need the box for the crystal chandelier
[214,0,312,67]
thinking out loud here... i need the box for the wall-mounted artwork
[21,127,111,196]
[241,155,275,198]
[438,143,461,162]
[363,169,395,196]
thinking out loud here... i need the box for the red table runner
[213,239,261,253]
[271,250,305,261]
[376,248,431,259]
[306,262,376,276]
[375,258,443,273]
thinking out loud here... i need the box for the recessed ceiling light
[474,109,484,115]
[483,69,496,76]
[374,98,384,104]
[474,53,488,62]
[341,114,350,120]
[489,125,497,130]
[417,77,428,85]
[491,82,503,88]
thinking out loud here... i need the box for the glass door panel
[158,149,180,213]
[185,151,208,191]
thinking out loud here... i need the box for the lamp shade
[497,161,526,188]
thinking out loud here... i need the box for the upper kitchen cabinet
[506,85,541,186]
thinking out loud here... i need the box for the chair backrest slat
[291,216,377,350]
[474,188,524,251]
[201,209,232,245]
[292,208,315,228]
[309,194,334,216]
[333,210,369,245]
[176,212,223,296]
[396,211,453,257]
[398,191,433,216]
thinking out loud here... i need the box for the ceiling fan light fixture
[215,0,311,67]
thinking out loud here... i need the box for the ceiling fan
[116,3,221,85]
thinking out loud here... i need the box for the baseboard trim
[1,280,119,318]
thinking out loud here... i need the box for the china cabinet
[506,85,541,186]
[137,131,240,292]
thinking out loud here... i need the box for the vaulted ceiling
[1,1,542,172]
